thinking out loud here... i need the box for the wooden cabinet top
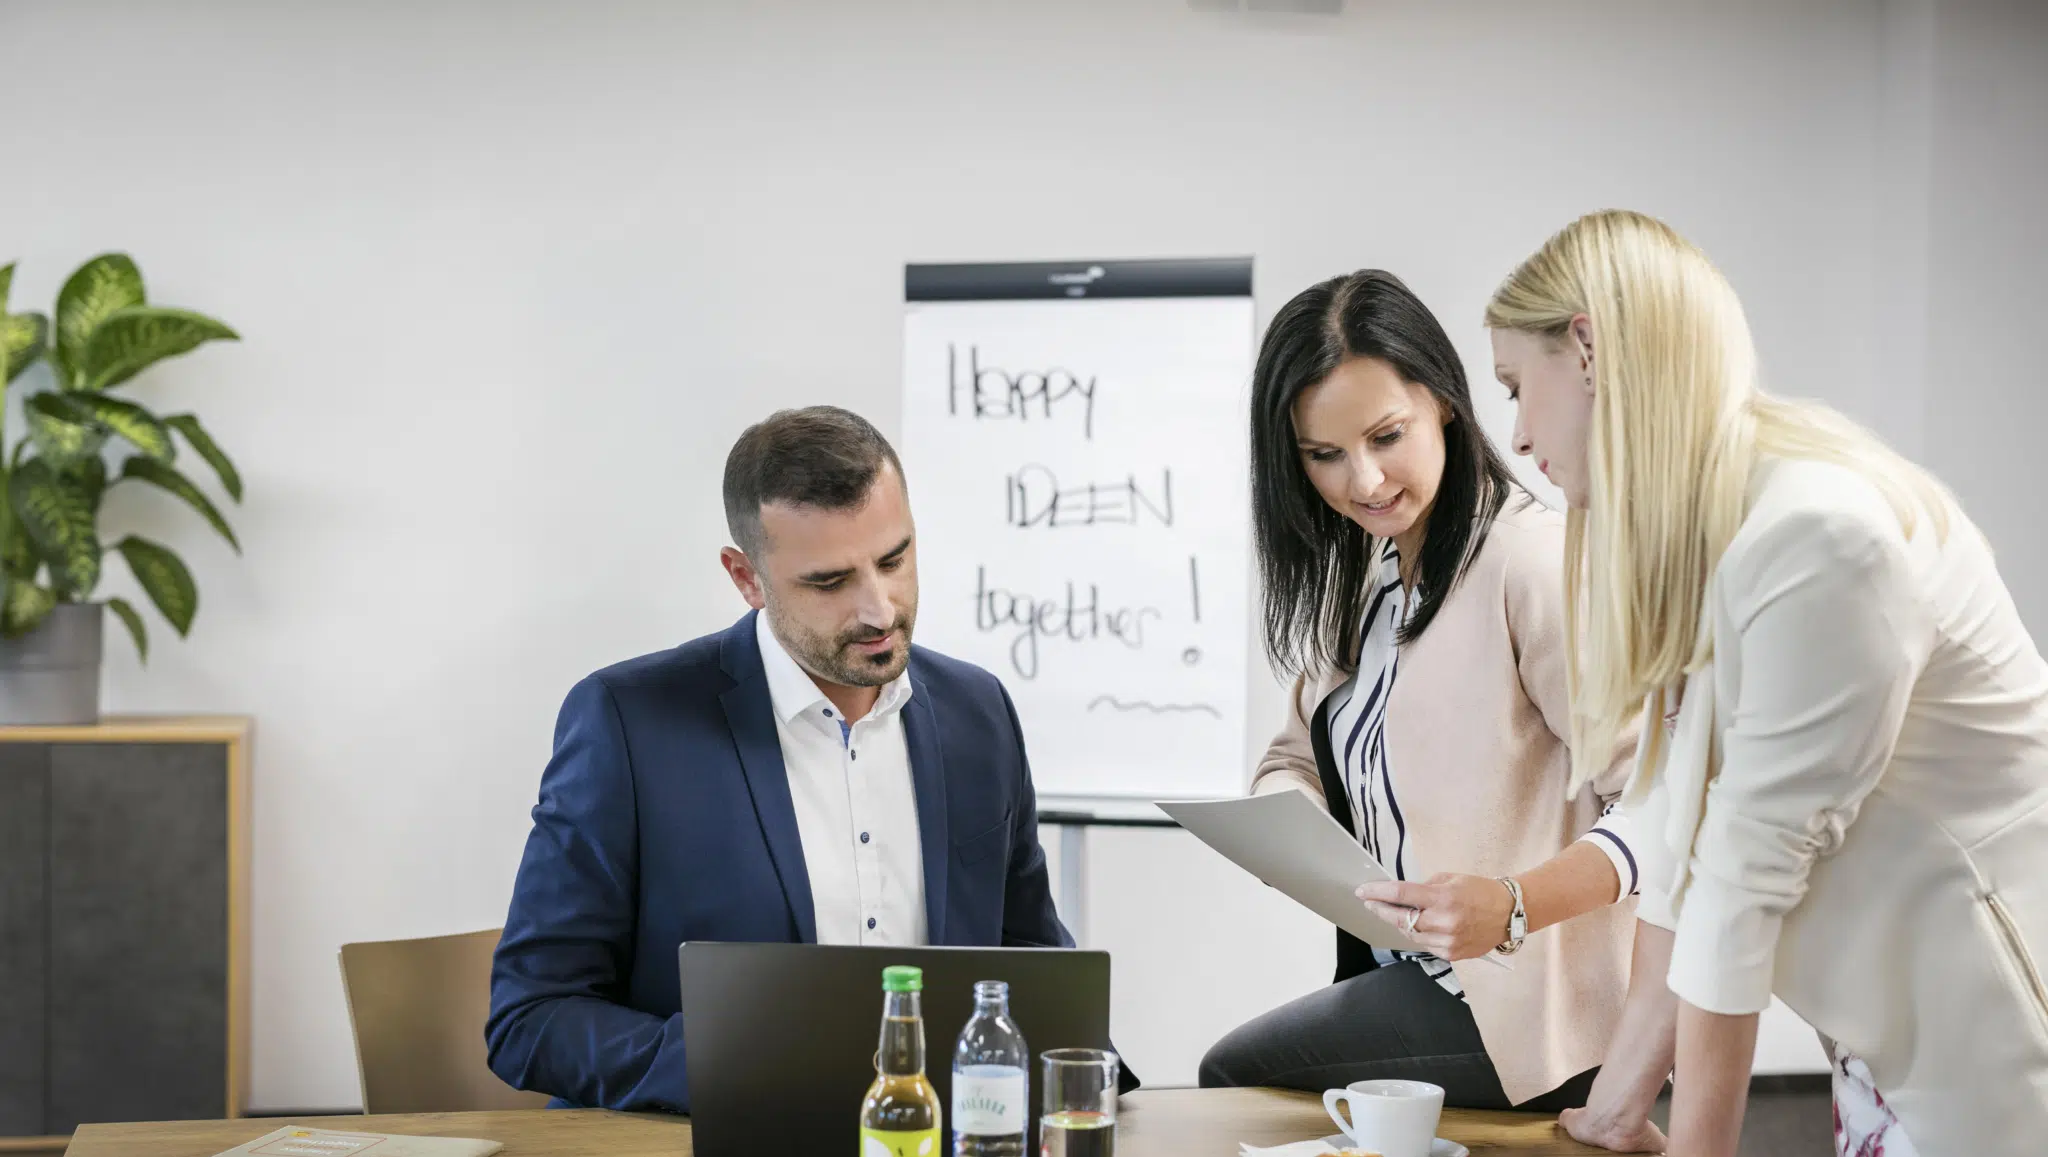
[0,716,251,744]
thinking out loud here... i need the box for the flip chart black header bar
[906,257,1253,302]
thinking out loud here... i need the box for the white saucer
[1319,1137,1468,1157]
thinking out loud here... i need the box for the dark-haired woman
[1198,270,1647,1122]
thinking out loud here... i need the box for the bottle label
[952,1070,1027,1136]
[860,1127,939,1157]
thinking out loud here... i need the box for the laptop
[679,942,1113,1156]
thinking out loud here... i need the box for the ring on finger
[1404,907,1420,934]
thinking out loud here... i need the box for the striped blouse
[1326,544,1641,997]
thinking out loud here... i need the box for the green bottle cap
[881,965,923,993]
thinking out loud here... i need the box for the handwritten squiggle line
[1087,696,1223,720]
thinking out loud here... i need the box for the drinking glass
[1039,1048,1118,1157]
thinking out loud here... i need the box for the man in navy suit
[486,406,1074,1113]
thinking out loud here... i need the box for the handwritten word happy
[947,344,1097,438]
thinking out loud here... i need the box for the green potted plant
[0,254,242,724]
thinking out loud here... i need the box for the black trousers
[1197,961,1599,1112]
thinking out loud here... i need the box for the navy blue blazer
[485,611,1074,1113]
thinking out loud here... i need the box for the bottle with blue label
[952,980,1028,1157]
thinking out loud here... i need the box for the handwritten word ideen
[1006,464,1173,529]
[947,344,1097,438]
[974,567,1161,680]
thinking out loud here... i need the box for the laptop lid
[679,942,1112,1157]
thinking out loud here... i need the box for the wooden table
[1122,1089,1601,1154]
[63,1089,1603,1157]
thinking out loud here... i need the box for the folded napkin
[1238,1142,1341,1157]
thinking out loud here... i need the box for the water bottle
[952,980,1028,1156]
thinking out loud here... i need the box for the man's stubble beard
[765,592,919,688]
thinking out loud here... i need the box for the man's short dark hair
[722,406,904,554]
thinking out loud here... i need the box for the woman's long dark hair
[1252,269,1519,675]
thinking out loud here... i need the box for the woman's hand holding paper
[1356,874,1515,961]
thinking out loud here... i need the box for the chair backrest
[337,927,552,1114]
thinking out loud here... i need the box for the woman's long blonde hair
[1484,209,1951,792]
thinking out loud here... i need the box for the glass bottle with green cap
[859,965,941,1156]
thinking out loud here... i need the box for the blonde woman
[1486,209,2048,1156]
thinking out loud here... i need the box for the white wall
[1918,0,2048,635]
[8,0,2025,1107]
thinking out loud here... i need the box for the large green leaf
[25,393,107,462]
[0,465,34,579]
[115,535,195,636]
[119,458,238,552]
[0,533,33,580]
[81,306,237,391]
[0,577,57,639]
[55,254,145,386]
[9,458,99,597]
[57,454,108,511]
[73,393,174,460]
[3,311,47,384]
[105,595,148,663]
[165,413,242,501]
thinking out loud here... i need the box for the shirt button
[850,750,858,761]
[867,917,877,930]
[860,831,871,844]
[822,709,833,718]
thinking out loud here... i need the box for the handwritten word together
[974,566,1160,680]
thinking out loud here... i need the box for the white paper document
[213,1128,503,1157]
[1157,789,1436,956]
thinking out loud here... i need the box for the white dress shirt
[755,612,928,947]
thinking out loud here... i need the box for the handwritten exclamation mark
[1183,556,1203,667]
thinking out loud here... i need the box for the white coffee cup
[1322,1078,1445,1157]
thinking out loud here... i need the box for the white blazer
[1632,457,2048,1155]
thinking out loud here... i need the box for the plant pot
[0,601,104,725]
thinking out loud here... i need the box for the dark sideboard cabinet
[0,718,251,1150]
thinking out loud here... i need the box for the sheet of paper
[1158,790,1437,957]
[222,1129,503,1157]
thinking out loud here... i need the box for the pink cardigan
[1250,500,1637,1105]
